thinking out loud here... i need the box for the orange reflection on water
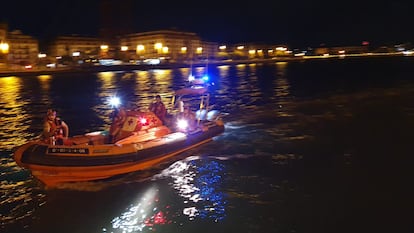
[0,76,31,149]
[178,67,191,78]
[150,69,173,94]
[37,75,52,91]
[217,65,230,78]
[97,71,117,92]
[37,75,53,105]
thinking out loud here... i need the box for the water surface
[1,57,413,233]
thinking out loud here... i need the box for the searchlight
[109,96,121,108]
[177,119,189,130]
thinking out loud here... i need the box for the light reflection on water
[110,185,164,232]
[0,77,32,150]
[109,157,226,232]
[155,158,226,221]
[0,154,45,228]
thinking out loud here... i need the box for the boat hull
[13,123,224,187]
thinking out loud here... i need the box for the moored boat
[13,88,224,188]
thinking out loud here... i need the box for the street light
[154,43,162,50]
[136,45,144,52]
[0,42,9,53]
[38,53,47,69]
[136,45,145,61]
[120,46,128,62]
[0,41,9,69]
[100,44,109,59]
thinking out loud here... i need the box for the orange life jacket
[47,117,64,137]
[149,102,166,121]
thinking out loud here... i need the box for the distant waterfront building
[223,43,290,60]
[7,30,39,67]
[119,30,218,62]
[329,46,369,55]
[48,36,106,64]
[314,45,369,56]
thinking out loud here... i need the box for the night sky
[1,0,413,49]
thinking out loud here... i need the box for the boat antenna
[205,53,208,74]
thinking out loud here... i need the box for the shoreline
[0,54,409,77]
[0,58,293,77]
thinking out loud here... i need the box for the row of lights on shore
[3,40,291,60]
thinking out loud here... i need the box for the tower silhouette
[99,0,135,47]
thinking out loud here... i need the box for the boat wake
[55,152,268,191]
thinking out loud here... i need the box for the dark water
[1,57,413,233]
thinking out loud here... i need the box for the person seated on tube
[41,109,69,145]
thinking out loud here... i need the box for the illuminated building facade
[48,36,106,61]
[7,30,38,67]
[119,30,218,62]
[314,45,369,56]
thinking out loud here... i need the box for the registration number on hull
[47,147,89,154]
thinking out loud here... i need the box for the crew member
[149,94,167,124]
[42,109,69,145]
